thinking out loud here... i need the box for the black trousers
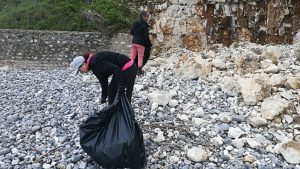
[108,64,137,104]
[134,47,151,68]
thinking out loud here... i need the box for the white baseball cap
[70,56,85,75]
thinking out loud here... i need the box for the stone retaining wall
[0,29,110,66]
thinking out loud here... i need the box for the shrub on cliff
[0,0,138,34]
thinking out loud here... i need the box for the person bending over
[70,51,137,104]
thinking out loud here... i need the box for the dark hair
[82,51,90,62]
[140,11,148,18]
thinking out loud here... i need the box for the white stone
[169,156,180,163]
[281,90,295,100]
[246,116,268,127]
[167,130,174,137]
[243,154,256,163]
[211,135,224,146]
[11,148,18,154]
[192,117,208,127]
[11,158,19,165]
[43,164,52,169]
[260,59,273,69]
[174,55,212,80]
[228,127,246,139]
[269,74,285,87]
[275,141,300,164]
[206,50,216,58]
[151,102,159,110]
[294,31,300,43]
[244,138,261,148]
[232,139,244,148]
[153,131,166,142]
[176,114,188,121]
[262,46,282,63]
[157,73,165,86]
[284,115,294,124]
[153,128,162,133]
[219,114,232,123]
[238,77,270,105]
[273,131,293,143]
[264,64,279,73]
[225,146,234,151]
[219,76,239,96]
[261,95,293,120]
[187,147,207,162]
[148,91,172,106]
[266,145,276,153]
[188,107,204,116]
[285,76,300,89]
[82,75,98,83]
[134,84,143,92]
[212,58,226,70]
[168,99,178,107]
[143,133,150,140]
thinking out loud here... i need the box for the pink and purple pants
[130,43,145,68]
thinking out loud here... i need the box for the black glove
[119,86,126,95]
[100,97,107,104]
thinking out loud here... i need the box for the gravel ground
[0,47,299,169]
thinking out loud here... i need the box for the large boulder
[238,77,270,105]
[174,54,212,80]
[285,76,300,89]
[275,141,300,164]
[219,76,240,96]
[236,52,260,75]
[261,95,295,120]
[261,46,282,64]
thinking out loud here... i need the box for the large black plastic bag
[79,93,146,169]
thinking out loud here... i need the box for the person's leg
[136,45,145,68]
[142,47,151,66]
[134,53,138,67]
[108,78,118,104]
[135,47,150,68]
[130,44,138,61]
[123,64,137,103]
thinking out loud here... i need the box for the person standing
[130,11,152,75]
[70,51,137,104]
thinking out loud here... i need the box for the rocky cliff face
[134,0,300,52]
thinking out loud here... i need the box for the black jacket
[130,20,152,48]
[89,51,130,99]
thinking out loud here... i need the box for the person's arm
[130,23,135,35]
[101,61,126,88]
[143,26,152,48]
[130,27,134,35]
[92,61,109,102]
[97,75,108,103]
[93,60,126,88]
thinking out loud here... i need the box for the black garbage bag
[79,93,146,169]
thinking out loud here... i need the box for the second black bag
[79,93,146,169]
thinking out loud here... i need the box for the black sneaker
[137,68,144,76]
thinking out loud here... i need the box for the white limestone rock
[261,95,295,120]
[228,127,246,139]
[187,147,208,162]
[275,141,300,164]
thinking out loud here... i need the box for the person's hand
[119,86,126,95]
[100,97,107,104]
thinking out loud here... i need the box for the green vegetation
[0,0,139,34]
